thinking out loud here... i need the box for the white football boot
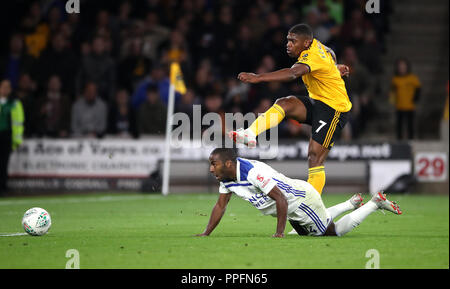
[370,191,403,215]
[349,193,364,209]
[228,128,257,148]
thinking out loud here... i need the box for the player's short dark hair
[210,148,238,163]
[288,24,313,38]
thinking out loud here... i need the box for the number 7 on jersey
[315,120,327,133]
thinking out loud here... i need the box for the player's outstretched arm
[237,63,309,84]
[267,187,288,238]
[195,192,232,237]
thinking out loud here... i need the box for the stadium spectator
[252,97,272,116]
[192,59,214,99]
[15,73,38,137]
[256,55,277,74]
[264,12,282,38]
[45,5,64,36]
[176,87,198,119]
[131,64,172,109]
[261,27,291,70]
[64,13,83,53]
[304,0,344,25]
[357,28,383,75]
[173,13,193,39]
[0,0,394,142]
[160,29,189,65]
[107,88,137,138]
[76,36,116,102]
[141,11,171,63]
[119,20,146,58]
[36,75,71,138]
[117,1,133,31]
[137,84,167,136]
[0,34,34,89]
[202,93,226,137]
[20,1,42,31]
[224,78,250,113]
[318,5,340,49]
[340,8,373,50]
[241,6,266,42]
[213,5,237,77]
[305,7,331,45]
[390,58,421,140]
[233,25,258,73]
[341,46,374,139]
[248,55,278,108]
[118,37,152,93]
[37,32,78,95]
[0,79,24,195]
[71,82,108,138]
[260,81,291,103]
[21,2,49,59]
[93,10,121,57]
[189,10,217,67]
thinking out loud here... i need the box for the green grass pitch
[0,193,448,269]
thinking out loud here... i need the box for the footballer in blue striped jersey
[196,148,402,238]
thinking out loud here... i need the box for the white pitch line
[0,232,28,237]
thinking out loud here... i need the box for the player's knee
[274,95,297,114]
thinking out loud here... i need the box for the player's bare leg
[276,97,329,195]
[228,95,307,147]
[229,95,328,194]
[273,95,309,123]
[307,138,329,168]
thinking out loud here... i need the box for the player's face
[209,154,231,182]
[286,33,310,58]
[0,80,11,97]
[397,61,408,75]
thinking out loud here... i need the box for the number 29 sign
[415,152,448,182]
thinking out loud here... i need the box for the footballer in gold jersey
[230,24,351,198]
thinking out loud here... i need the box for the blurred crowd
[0,0,392,140]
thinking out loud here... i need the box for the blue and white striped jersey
[219,158,313,216]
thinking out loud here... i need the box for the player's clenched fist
[238,72,260,83]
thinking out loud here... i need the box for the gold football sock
[307,166,326,195]
[249,104,286,136]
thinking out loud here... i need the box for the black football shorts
[297,95,349,150]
